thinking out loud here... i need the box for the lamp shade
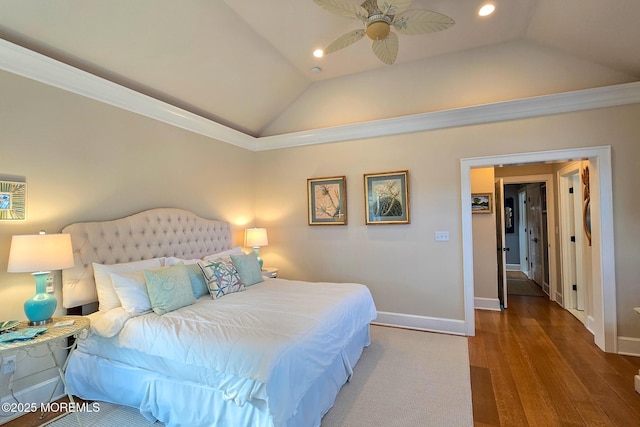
[244,228,268,248]
[8,233,74,273]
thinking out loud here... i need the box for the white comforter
[78,278,377,426]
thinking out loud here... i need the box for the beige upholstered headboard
[61,208,232,309]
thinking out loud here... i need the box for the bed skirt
[66,324,371,427]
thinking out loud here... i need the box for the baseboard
[0,377,64,424]
[617,336,640,357]
[506,264,521,271]
[474,297,501,311]
[373,311,466,336]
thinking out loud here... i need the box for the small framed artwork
[0,180,26,221]
[471,193,493,214]
[364,170,410,225]
[307,176,347,225]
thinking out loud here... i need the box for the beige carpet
[47,326,473,427]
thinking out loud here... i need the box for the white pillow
[110,271,152,315]
[164,247,242,267]
[93,258,164,312]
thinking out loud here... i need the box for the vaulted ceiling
[1,0,638,139]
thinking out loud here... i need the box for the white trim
[506,264,521,271]
[0,377,64,423]
[617,336,640,357]
[501,174,557,304]
[461,146,617,352]
[373,311,466,336]
[474,297,501,311]
[1,39,640,151]
[0,39,256,151]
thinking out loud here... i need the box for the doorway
[461,146,617,353]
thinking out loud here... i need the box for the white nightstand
[261,267,278,278]
[0,316,90,425]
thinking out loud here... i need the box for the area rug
[46,326,473,427]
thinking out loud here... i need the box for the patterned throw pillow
[197,256,245,299]
[144,264,196,315]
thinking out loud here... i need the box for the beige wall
[470,168,498,303]
[0,70,257,321]
[256,104,640,338]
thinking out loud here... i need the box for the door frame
[501,175,556,301]
[461,146,616,353]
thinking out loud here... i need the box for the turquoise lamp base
[24,272,57,326]
[253,247,264,269]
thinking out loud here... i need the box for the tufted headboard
[61,208,232,309]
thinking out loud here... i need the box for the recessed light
[310,66,322,73]
[478,3,495,16]
[313,49,324,58]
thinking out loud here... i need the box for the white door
[518,189,528,276]
[495,179,507,308]
[527,184,544,287]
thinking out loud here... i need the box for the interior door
[495,179,507,309]
[527,184,544,286]
[518,189,528,275]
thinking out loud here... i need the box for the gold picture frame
[364,170,410,225]
[0,181,26,221]
[307,176,347,225]
[471,193,493,214]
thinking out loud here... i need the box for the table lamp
[244,228,268,269]
[7,232,74,325]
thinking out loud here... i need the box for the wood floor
[470,294,640,426]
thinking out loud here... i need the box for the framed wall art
[307,176,347,225]
[471,193,493,214]
[0,180,26,221]
[364,170,410,225]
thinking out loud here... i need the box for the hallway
[469,295,640,426]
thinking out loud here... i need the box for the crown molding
[2,39,639,152]
[0,39,256,151]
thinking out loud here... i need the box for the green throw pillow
[183,262,209,298]
[230,252,264,287]
[144,263,196,315]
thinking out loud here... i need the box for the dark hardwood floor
[470,294,640,426]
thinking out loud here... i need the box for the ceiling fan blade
[371,31,398,64]
[314,0,368,22]
[393,10,455,35]
[376,0,412,17]
[325,29,366,54]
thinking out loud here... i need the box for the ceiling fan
[313,0,455,65]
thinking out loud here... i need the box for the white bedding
[72,278,377,427]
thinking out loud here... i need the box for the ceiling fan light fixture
[365,14,392,40]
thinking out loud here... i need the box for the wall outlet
[2,355,16,374]
[435,231,450,242]
[46,273,54,293]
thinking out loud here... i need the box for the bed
[61,208,377,427]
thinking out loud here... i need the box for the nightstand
[261,267,278,278]
[0,315,90,425]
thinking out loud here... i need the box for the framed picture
[0,180,26,221]
[307,176,347,225]
[471,193,493,214]
[364,170,410,225]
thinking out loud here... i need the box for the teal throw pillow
[230,252,264,287]
[144,263,196,315]
[182,262,209,298]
